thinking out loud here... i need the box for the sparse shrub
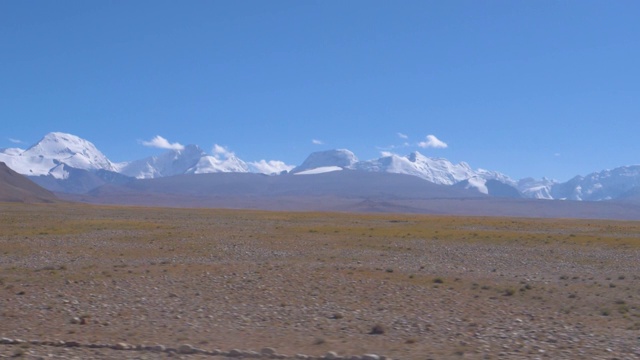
[433,277,444,284]
[503,288,515,296]
[313,337,326,345]
[385,268,394,273]
[600,308,611,316]
[370,323,385,335]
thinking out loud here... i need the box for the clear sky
[1,0,639,181]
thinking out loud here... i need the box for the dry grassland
[1,203,640,359]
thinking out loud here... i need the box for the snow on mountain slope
[294,166,343,175]
[0,147,25,156]
[0,132,115,178]
[517,178,557,200]
[353,151,479,185]
[291,149,358,174]
[463,177,489,194]
[119,144,253,179]
[186,154,249,174]
[119,144,208,179]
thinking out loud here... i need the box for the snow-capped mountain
[117,144,250,179]
[354,152,479,185]
[292,149,517,195]
[291,149,359,174]
[550,166,640,201]
[0,132,116,179]
[186,153,249,175]
[3,132,640,204]
[517,177,557,200]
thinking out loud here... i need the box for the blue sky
[1,0,639,181]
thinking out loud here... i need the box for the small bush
[503,288,515,296]
[370,324,385,335]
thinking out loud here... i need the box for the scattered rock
[177,344,195,354]
[324,351,340,359]
[262,347,277,355]
[229,348,244,357]
[112,342,130,350]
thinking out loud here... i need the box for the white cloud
[380,151,395,157]
[212,144,235,159]
[142,135,184,150]
[418,134,448,149]
[397,132,408,139]
[8,138,23,144]
[248,160,294,175]
[312,139,323,145]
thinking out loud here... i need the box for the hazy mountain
[29,165,132,194]
[72,170,485,209]
[60,170,640,220]
[550,166,640,201]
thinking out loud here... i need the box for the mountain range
[2,132,640,205]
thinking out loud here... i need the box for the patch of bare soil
[1,203,639,359]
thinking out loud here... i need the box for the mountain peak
[291,149,359,174]
[406,151,425,162]
[0,132,115,176]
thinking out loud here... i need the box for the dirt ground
[1,203,639,359]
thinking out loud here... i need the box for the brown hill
[0,162,57,203]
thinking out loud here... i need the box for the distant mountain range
[2,132,640,204]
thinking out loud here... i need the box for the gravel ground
[1,204,640,359]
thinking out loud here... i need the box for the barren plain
[1,203,640,359]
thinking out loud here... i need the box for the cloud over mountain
[142,136,184,150]
[248,160,294,175]
[418,135,448,149]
